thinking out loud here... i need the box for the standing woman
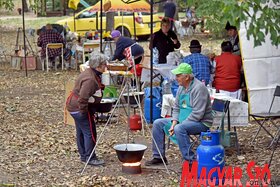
[150,17,181,64]
[66,52,107,166]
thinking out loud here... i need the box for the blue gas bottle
[197,130,225,185]
[144,87,162,123]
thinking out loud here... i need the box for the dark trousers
[71,112,97,161]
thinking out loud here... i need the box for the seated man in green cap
[145,63,213,166]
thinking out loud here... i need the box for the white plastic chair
[82,43,100,64]
[45,43,64,72]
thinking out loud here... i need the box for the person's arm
[187,84,209,121]
[170,31,181,49]
[78,77,98,114]
[57,33,65,46]
[149,33,157,50]
[112,40,125,61]
[37,35,42,47]
[169,86,182,135]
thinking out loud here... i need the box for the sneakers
[82,158,105,166]
[145,157,168,166]
[87,159,105,166]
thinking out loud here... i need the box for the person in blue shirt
[182,40,211,85]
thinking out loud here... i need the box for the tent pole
[150,0,153,123]
[22,0,28,77]
[133,12,136,41]
[100,0,103,52]
[74,10,76,32]
[96,12,98,31]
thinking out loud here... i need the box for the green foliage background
[1,0,279,46]
[177,0,279,46]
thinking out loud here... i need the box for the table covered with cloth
[161,93,248,126]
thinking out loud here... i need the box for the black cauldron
[89,99,116,113]
[113,144,147,163]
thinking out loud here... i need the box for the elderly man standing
[37,24,65,69]
[66,52,107,166]
[182,40,211,85]
[145,63,212,166]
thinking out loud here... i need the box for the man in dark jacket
[150,17,181,64]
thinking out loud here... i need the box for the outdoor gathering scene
[0,0,280,186]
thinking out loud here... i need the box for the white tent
[239,12,280,114]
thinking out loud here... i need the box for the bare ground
[0,24,279,186]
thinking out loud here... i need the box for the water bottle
[104,45,111,59]
[153,48,159,65]
[162,78,171,95]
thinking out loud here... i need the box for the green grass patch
[0,16,69,30]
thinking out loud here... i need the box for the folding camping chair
[250,85,280,147]
[45,43,64,72]
[214,99,239,155]
[82,43,100,64]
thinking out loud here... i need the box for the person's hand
[170,38,178,45]
[168,124,175,136]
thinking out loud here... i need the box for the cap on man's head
[189,39,202,48]
[171,63,193,75]
[111,30,121,39]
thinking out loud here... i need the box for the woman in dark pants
[66,52,107,166]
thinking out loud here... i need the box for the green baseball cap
[171,63,193,75]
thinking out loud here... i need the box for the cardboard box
[64,80,75,126]
[21,56,37,70]
[11,56,22,70]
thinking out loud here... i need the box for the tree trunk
[23,0,29,12]
[106,12,115,32]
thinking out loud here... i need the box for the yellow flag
[68,0,80,10]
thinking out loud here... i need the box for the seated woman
[213,41,242,99]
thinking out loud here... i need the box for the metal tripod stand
[15,27,35,56]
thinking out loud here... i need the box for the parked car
[56,7,161,40]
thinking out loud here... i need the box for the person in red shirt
[213,41,242,99]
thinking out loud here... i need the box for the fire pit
[113,144,147,174]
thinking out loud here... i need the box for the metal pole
[150,0,154,124]
[133,13,136,41]
[100,0,103,52]
[22,0,28,77]
[74,11,76,32]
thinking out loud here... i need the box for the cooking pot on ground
[113,144,147,163]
